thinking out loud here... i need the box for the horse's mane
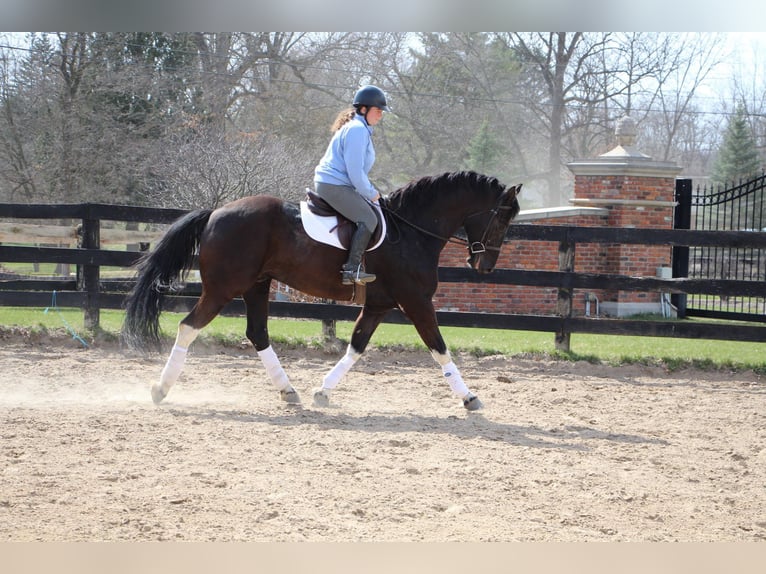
[385,170,505,212]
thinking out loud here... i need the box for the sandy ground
[1,327,765,542]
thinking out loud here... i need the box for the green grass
[1,261,134,278]
[2,261,62,275]
[1,306,764,374]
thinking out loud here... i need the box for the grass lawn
[0,306,763,374]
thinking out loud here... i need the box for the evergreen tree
[464,118,504,175]
[712,106,761,186]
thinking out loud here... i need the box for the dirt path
[1,329,765,541]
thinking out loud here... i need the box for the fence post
[321,299,337,343]
[78,208,101,330]
[672,178,692,318]
[555,233,575,352]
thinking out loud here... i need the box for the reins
[381,203,473,249]
[381,197,515,254]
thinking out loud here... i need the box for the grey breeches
[314,182,377,231]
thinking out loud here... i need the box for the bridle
[463,201,516,254]
[381,194,515,255]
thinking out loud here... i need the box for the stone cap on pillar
[567,115,682,178]
[601,115,650,159]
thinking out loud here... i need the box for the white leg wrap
[152,325,200,402]
[441,361,470,398]
[257,345,291,391]
[431,350,470,398]
[159,344,187,391]
[322,346,361,390]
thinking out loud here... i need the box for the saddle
[303,190,385,250]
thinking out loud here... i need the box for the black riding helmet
[353,85,392,112]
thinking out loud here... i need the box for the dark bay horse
[122,170,521,411]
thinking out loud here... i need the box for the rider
[313,84,391,285]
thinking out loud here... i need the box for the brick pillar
[566,116,682,317]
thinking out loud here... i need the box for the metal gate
[673,175,766,322]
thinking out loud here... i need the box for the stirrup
[341,267,376,285]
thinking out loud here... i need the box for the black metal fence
[674,175,766,322]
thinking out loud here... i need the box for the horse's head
[464,183,522,274]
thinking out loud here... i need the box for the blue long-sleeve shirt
[314,113,378,201]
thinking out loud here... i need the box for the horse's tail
[121,209,213,351]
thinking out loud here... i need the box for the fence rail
[2,202,766,346]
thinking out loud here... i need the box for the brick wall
[433,212,610,316]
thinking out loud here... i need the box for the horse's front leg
[312,306,387,407]
[243,281,300,404]
[400,299,484,411]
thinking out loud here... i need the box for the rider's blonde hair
[331,107,358,132]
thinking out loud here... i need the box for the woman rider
[313,85,391,285]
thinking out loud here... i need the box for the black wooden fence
[2,202,766,348]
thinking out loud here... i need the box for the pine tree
[712,106,761,186]
[464,119,504,175]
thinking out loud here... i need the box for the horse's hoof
[312,388,330,408]
[151,384,167,405]
[280,387,301,404]
[463,393,484,411]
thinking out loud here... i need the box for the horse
[121,170,521,411]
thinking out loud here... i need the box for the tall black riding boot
[341,223,376,285]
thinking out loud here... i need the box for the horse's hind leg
[152,293,226,404]
[243,280,300,404]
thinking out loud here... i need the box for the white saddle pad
[300,200,386,252]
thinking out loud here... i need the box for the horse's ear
[502,184,522,220]
[504,183,522,201]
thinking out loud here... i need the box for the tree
[724,36,766,171]
[712,105,761,186]
[493,33,726,206]
[144,127,314,209]
[0,31,760,214]
[637,33,725,165]
[381,33,525,189]
[463,118,504,174]
[0,33,324,205]
[495,32,607,205]
[0,40,37,201]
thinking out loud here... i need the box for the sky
[724,32,766,84]
[688,33,766,113]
